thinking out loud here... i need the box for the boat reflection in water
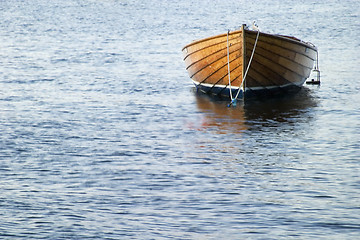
[194,91,248,134]
[194,87,318,133]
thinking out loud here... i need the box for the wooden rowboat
[182,24,318,102]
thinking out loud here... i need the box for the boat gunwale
[182,29,317,52]
[182,33,241,62]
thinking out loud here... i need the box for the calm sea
[1,0,359,239]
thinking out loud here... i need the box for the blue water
[1,0,359,239]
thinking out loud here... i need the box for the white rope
[233,29,260,100]
[226,30,233,101]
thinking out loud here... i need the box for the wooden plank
[183,30,242,54]
[183,36,240,63]
[202,62,243,87]
[247,61,289,87]
[246,41,313,77]
[246,35,316,66]
[245,30,317,52]
[184,40,242,69]
[247,51,305,85]
[190,52,243,86]
[186,44,241,78]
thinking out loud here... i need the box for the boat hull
[182,26,317,99]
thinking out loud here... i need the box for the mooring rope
[228,29,260,106]
[226,30,233,102]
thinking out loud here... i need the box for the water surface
[1,0,359,239]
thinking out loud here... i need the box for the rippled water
[1,0,359,239]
